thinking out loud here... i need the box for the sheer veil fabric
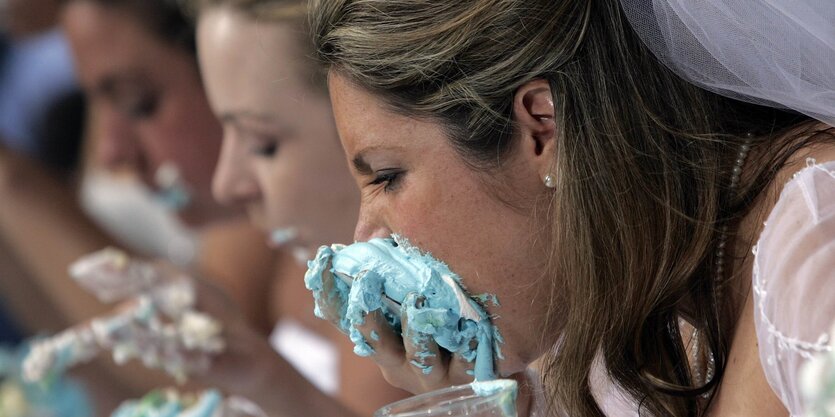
[618,1,835,415]
[619,0,835,126]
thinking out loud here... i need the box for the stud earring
[544,174,557,188]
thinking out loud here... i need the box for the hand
[24,250,228,383]
[35,248,270,393]
[187,275,282,397]
[352,299,476,395]
[313,263,475,395]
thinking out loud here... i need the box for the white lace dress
[587,159,835,417]
[754,158,835,415]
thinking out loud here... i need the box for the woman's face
[62,1,231,227]
[197,8,359,254]
[328,73,558,375]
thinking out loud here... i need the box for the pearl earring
[544,174,557,188]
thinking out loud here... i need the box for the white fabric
[269,319,340,396]
[754,159,835,416]
[79,170,199,267]
[619,0,835,126]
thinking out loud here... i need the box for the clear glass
[375,380,518,417]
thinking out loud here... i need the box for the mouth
[267,228,312,265]
[152,163,191,211]
[268,227,298,248]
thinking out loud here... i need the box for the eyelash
[369,171,403,193]
[128,94,159,119]
[253,141,279,157]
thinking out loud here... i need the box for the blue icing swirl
[110,390,223,417]
[0,343,93,417]
[304,235,502,381]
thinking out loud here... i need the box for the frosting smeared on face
[304,235,503,381]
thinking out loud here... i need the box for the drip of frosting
[304,235,502,381]
[470,379,518,417]
[269,228,298,247]
[153,162,192,212]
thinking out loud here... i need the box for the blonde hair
[189,0,305,20]
[311,1,817,416]
[190,0,326,89]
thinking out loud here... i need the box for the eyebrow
[218,110,278,125]
[97,72,152,94]
[352,154,373,175]
[351,145,406,176]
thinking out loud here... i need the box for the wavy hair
[309,0,824,416]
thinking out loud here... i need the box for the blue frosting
[470,379,518,416]
[0,343,93,417]
[110,389,223,417]
[304,235,502,381]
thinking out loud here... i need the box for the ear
[513,79,557,186]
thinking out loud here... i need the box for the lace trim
[753,245,831,363]
[752,158,835,365]
[799,158,835,181]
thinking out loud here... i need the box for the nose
[211,136,260,206]
[353,204,391,242]
[94,108,140,170]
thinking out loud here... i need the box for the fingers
[354,310,404,366]
[401,294,444,382]
[69,248,167,302]
[346,290,482,394]
[320,265,345,322]
[447,340,477,384]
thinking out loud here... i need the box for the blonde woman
[307,0,835,416]
[192,0,408,415]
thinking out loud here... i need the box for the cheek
[254,159,302,216]
[140,100,221,191]
[254,149,337,222]
[388,175,496,279]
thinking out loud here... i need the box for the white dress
[754,158,835,416]
[588,159,835,417]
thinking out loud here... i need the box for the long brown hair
[311,0,825,415]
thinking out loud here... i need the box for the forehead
[197,8,310,110]
[61,2,186,88]
[328,73,447,155]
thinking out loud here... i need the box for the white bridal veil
[619,0,835,125]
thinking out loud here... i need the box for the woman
[57,0,279,329]
[193,0,407,414]
[308,0,835,416]
[0,0,277,408]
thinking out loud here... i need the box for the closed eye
[252,141,279,157]
[369,170,404,193]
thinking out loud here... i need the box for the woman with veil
[305,0,835,415]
